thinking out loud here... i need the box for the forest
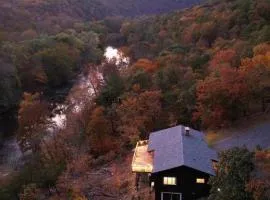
[0,0,270,199]
[0,0,201,41]
[0,0,203,115]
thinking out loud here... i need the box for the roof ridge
[150,125,182,136]
[180,126,184,165]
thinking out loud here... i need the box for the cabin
[132,125,218,200]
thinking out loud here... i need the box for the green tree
[0,58,21,113]
[209,147,254,200]
[96,74,124,107]
[78,31,103,63]
[36,43,80,87]
[128,69,152,89]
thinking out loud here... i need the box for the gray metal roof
[148,125,217,175]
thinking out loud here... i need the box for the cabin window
[162,192,182,200]
[163,177,176,185]
[196,178,205,184]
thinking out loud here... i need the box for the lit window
[196,178,205,184]
[163,177,176,185]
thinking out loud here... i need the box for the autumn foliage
[86,106,117,155]
[194,66,249,128]
[209,49,237,71]
[1,0,270,199]
[194,43,270,128]
[17,92,50,152]
[133,58,159,73]
[246,150,270,200]
[117,89,161,142]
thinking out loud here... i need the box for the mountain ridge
[0,0,202,33]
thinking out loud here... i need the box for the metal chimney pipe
[185,127,190,136]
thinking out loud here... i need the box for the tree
[190,53,210,73]
[239,43,270,111]
[246,150,270,200]
[200,22,217,47]
[96,74,124,107]
[36,43,80,87]
[55,153,120,200]
[209,49,237,71]
[0,31,6,45]
[256,0,270,21]
[54,155,92,200]
[17,92,50,152]
[100,61,119,82]
[19,184,40,200]
[38,128,77,189]
[78,31,103,63]
[209,147,254,200]
[0,58,21,113]
[182,23,201,45]
[117,90,161,142]
[133,58,159,73]
[86,66,103,97]
[133,58,158,72]
[253,43,270,56]
[155,65,196,125]
[20,29,38,40]
[193,66,249,128]
[86,106,116,155]
[128,69,152,90]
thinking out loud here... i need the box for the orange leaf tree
[117,90,161,143]
[86,106,117,155]
[18,92,50,152]
[194,66,249,128]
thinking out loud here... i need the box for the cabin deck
[132,140,153,173]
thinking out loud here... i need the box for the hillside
[117,0,270,128]
[0,0,202,115]
[0,0,270,199]
[0,0,201,37]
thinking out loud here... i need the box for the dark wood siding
[150,166,211,200]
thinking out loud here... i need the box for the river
[0,46,129,179]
